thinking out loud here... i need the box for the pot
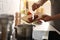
[15,24,35,38]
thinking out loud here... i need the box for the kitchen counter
[33,22,56,40]
[33,22,56,31]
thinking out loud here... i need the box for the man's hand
[41,15,53,22]
[32,3,40,11]
[32,0,47,11]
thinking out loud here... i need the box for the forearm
[52,14,60,20]
[37,0,47,6]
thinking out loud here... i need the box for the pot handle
[33,25,36,27]
[14,26,18,38]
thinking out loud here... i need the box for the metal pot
[0,14,14,40]
[15,24,35,38]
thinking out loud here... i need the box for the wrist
[36,3,41,8]
[36,1,41,7]
[51,16,55,20]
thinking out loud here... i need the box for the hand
[28,17,33,23]
[32,3,40,11]
[41,15,52,22]
[36,18,42,24]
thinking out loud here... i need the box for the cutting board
[22,13,42,23]
[22,14,32,23]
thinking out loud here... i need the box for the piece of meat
[34,15,38,20]
[27,11,32,15]
[28,17,34,23]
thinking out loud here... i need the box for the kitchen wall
[0,0,20,15]
[0,0,20,34]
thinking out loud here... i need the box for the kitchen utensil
[0,14,14,40]
[14,24,35,40]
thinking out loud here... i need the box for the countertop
[33,22,56,40]
[33,22,56,31]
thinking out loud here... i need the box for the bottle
[15,12,21,26]
[26,0,32,15]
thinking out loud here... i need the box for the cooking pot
[15,24,35,39]
[0,14,14,40]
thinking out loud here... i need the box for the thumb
[42,15,48,18]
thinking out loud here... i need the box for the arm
[37,0,48,6]
[52,14,60,20]
[38,14,60,22]
[32,0,47,11]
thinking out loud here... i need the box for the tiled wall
[0,0,20,34]
[0,0,20,15]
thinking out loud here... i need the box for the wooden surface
[22,13,42,23]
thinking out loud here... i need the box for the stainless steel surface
[7,15,14,40]
[15,24,35,38]
[0,14,9,40]
[15,24,35,40]
[0,14,14,40]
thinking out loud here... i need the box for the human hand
[28,15,38,23]
[41,15,52,22]
[32,3,40,11]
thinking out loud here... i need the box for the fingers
[41,17,48,22]
[41,15,49,18]
[41,15,52,22]
[32,3,38,11]
[36,15,51,22]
